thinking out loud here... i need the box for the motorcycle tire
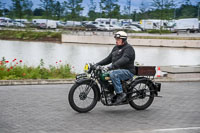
[128,79,154,110]
[68,81,98,113]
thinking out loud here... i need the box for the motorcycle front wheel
[68,81,98,113]
[129,80,154,110]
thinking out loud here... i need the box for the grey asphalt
[0,82,200,133]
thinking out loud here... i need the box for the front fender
[75,78,101,101]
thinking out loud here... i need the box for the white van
[174,18,199,33]
[46,20,57,29]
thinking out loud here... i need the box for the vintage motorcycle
[68,64,161,113]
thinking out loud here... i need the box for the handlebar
[89,64,108,73]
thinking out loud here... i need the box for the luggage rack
[134,66,156,80]
[134,66,161,97]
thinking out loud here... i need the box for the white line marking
[107,127,200,133]
[154,127,200,131]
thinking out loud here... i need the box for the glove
[92,63,100,70]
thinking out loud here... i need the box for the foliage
[63,0,84,21]
[131,36,200,40]
[54,1,65,20]
[9,0,33,19]
[0,30,61,42]
[40,0,55,19]
[0,0,199,21]
[33,8,45,16]
[0,58,75,80]
[100,0,120,18]
[147,29,172,34]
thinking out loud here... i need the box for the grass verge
[131,36,200,40]
[0,30,61,42]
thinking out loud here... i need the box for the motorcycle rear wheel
[129,80,154,110]
[68,82,98,113]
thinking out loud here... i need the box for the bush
[0,30,61,42]
[0,58,75,80]
[147,29,172,34]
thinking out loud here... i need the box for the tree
[40,0,55,19]
[88,0,97,20]
[33,8,44,16]
[176,3,197,18]
[151,0,175,20]
[198,2,200,20]
[63,0,84,21]
[110,4,120,19]
[138,1,149,19]
[89,0,96,11]
[10,0,33,19]
[0,1,2,16]
[122,0,131,19]
[140,1,147,13]
[54,1,64,20]
[185,0,191,5]
[100,0,120,18]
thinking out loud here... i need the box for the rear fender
[133,77,161,96]
[75,78,101,101]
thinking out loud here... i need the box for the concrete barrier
[62,34,200,48]
[160,65,200,80]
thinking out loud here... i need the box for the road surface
[0,82,200,133]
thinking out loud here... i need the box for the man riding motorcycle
[96,31,135,105]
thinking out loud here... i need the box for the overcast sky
[1,0,199,16]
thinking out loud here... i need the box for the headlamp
[84,64,89,72]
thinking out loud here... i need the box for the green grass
[0,58,75,80]
[0,30,61,42]
[131,36,200,40]
[124,29,173,34]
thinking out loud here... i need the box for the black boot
[113,93,126,105]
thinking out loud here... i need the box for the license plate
[76,73,87,80]
[155,82,161,92]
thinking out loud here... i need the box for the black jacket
[97,42,135,74]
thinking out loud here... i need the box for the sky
[1,0,199,16]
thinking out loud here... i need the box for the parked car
[97,24,109,31]
[85,24,98,31]
[108,25,122,31]
[0,22,6,27]
[38,23,47,29]
[123,25,142,31]
[13,22,26,27]
[56,21,66,27]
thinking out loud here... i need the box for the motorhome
[95,18,122,30]
[119,19,133,26]
[95,18,119,25]
[139,19,164,30]
[15,19,28,24]
[32,19,48,24]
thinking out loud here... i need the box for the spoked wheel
[68,81,98,113]
[129,80,154,110]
